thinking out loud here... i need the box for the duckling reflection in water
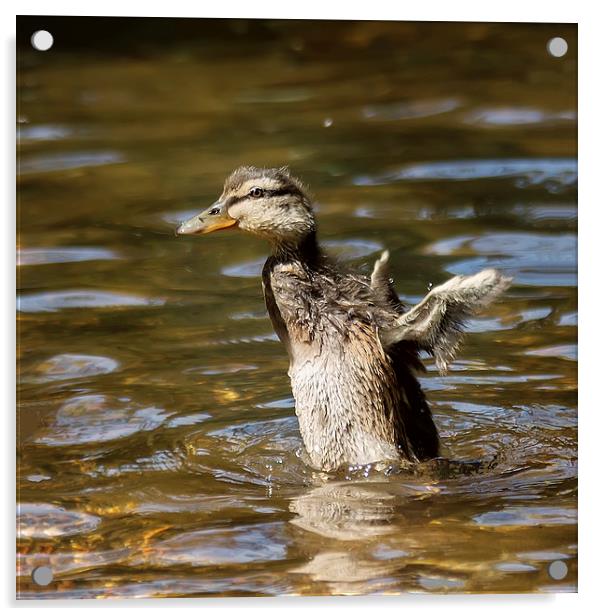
[178,167,511,472]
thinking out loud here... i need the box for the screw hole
[547,37,568,58]
[548,560,568,580]
[31,30,54,51]
[31,566,53,586]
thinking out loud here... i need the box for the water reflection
[18,247,119,266]
[17,124,72,142]
[34,394,169,446]
[24,353,120,383]
[289,482,398,540]
[362,97,460,121]
[473,506,577,527]
[292,551,399,594]
[426,232,577,286]
[134,522,290,567]
[18,503,101,538]
[355,158,577,189]
[464,108,576,127]
[18,289,165,313]
[19,151,125,175]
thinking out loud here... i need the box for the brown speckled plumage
[178,166,512,472]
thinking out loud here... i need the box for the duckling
[178,166,511,472]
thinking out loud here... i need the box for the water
[17,19,577,597]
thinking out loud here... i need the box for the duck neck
[272,230,324,270]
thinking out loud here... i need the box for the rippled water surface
[17,19,577,597]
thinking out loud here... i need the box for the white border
[4,1,599,614]
[7,1,582,22]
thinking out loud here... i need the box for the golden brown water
[17,18,577,597]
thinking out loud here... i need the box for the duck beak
[177,202,238,235]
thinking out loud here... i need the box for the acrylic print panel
[16,16,577,598]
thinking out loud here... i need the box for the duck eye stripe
[263,188,301,198]
[224,187,301,208]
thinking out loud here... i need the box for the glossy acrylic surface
[17,19,577,597]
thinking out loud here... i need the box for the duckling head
[177,166,315,248]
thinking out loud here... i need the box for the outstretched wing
[378,269,512,373]
[370,250,404,310]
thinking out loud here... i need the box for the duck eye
[208,207,220,216]
[249,187,264,198]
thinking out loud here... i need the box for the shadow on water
[17,18,576,597]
